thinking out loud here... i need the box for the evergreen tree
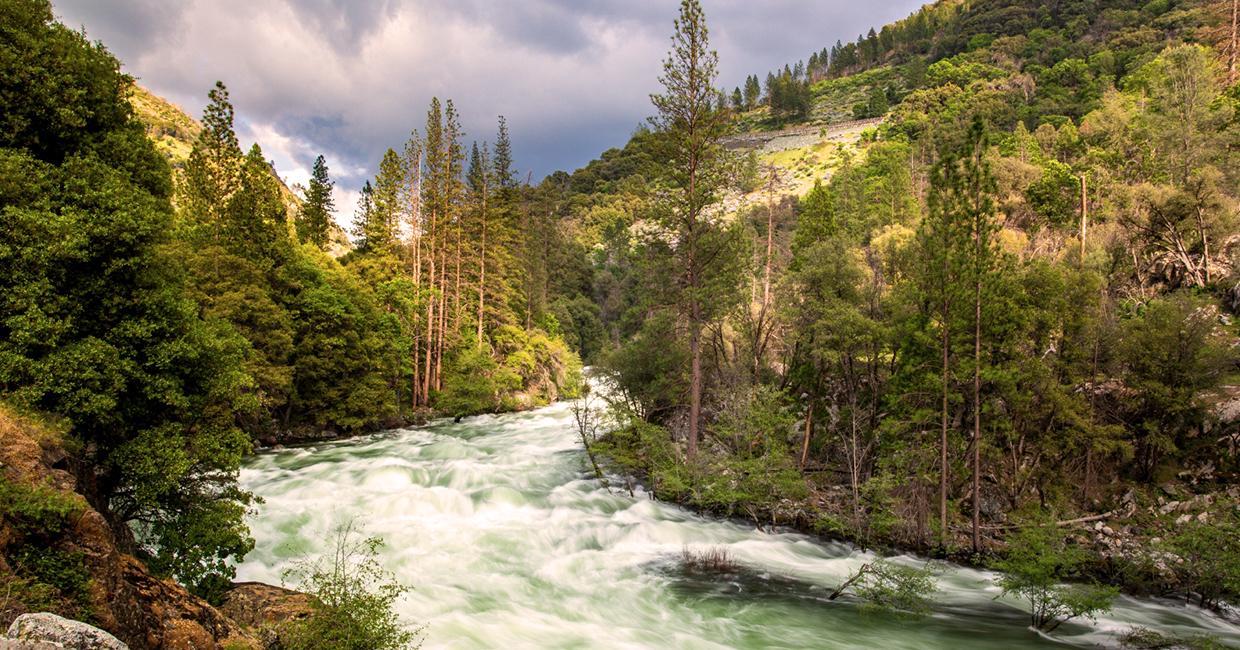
[650,0,733,460]
[297,154,335,247]
[226,143,289,261]
[182,81,243,242]
[0,3,254,598]
[743,74,761,109]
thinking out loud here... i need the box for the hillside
[126,83,354,257]
[543,0,1240,620]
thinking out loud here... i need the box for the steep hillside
[0,406,258,648]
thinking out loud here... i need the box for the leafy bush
[828,559,940,617]
[995,516,1117,632]
[1158,501,1240,610]
[10,546,93,620]
[0,477,82,535]
[277,522,422,650]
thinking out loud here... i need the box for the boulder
[6,613,127,649]
[219,583,312,631]
[0,640,64,650]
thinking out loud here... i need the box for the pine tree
[421,98,446,402]
[371,147,407,253]
[182,81,243,241]
[297,155,335,247]
[650,0,731,460]
[352,148,404,253]
[353,180,375,247]
[924,118,999,552]
[227,143,288,261]
[468,141,491,348]
[443,99,465,384]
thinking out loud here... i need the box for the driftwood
[975,503,1136,531]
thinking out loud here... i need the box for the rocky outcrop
[218,584,312,631]
[5,613,127,649]
[0,408,259,649]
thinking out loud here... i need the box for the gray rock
[0,639,64,650]
[6,613,127,650]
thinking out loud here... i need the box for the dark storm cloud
[50,0,925,216]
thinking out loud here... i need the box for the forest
[577,0,1240,622]
[2,0,1240,647]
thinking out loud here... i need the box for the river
[234,398,1240,649]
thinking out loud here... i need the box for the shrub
[680,546,737,573]
[828,559,940,617]
[0,477,82,535]
[277,521,422,650]
[1158,501,1240,610]
[995,516,1117,632]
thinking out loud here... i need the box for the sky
[51,0,926,219]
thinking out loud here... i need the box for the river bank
[590,419,1240,629]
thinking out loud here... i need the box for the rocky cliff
[0,407,305,649]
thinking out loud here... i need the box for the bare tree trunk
[800,401,814,469]
[939,280,950,550]
[423,212,437,403]
[1230,0,1238,85]
[436,244,447,391]
[688,293,702,460]
[1079,173,1087,267]
[477,187,487,349]
[411,150,424,407]
[453,216,463,332]
[972,251,982,554]
[763,167,775,309]
[1196,204,1212,285]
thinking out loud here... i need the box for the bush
[680,546,737,573]
[10,546,93,620]
[437,346,500,418]
[995,516,1117,632]
[1158,501,1240,610]
[277,522,422,650]
[828,559,940,617]
[0,477,82,535]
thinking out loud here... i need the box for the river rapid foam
[235,400,1240,649]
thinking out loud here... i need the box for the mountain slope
[126,83,353,256]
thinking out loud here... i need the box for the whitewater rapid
[234,399,1240,649]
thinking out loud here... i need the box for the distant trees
[766,68,812,119]
[743,74,762,110]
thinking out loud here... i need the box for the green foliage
[297,155,334,247]
[438,345,500,418]
[1023,159,1079,226]
[0,477,82,535]
[10,545,93,619]
[279,522,422,650]
[1117,293,1230,478]
[1158,501,1240,609]
[0,1,256,596]
[841,560,940,617]
[995,515,1118,632]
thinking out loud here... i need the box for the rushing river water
[236,399,1240,649]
